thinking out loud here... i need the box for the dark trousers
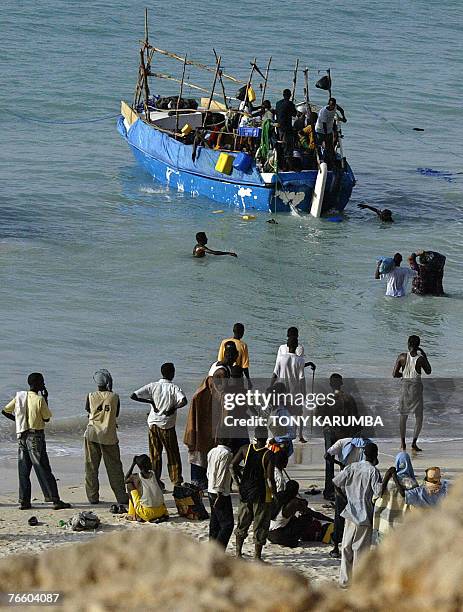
[323,430,336,498]
[18,431,59,504]
[333,490,347,546]
[191,463,207,488]
[208,493,234,548]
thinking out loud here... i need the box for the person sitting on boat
[193,232,237,258]
[275,89,297,170]
[315,97,346,166]
[358,203,394,222]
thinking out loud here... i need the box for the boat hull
[118,116,355,214]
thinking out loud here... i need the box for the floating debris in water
[416,168,454,183]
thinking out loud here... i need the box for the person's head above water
[408,335,421,352]
[329,373,343,391]
[233,322,245,339]
[27,372,45,392]
[287,336,298,353]
[282,89,291,100]
[380,209,393,222]
[364,442,379,465]
[196,232,207,246]
[134,454,152,474]
[161,362,175,381]
[393,252,403,266]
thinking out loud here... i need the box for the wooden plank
[121,100,139,126]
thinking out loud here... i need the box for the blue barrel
[233,152,253,173]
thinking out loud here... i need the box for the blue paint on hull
[117,116,355,214]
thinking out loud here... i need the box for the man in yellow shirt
[2,373,71,510]
[217,323,252,387]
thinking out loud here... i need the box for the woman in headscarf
[372,451,418,544]
[404,466,449,508]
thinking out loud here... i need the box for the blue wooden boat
[118,15,355,215]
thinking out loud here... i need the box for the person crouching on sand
[2,373,71,511]
[193,232,237,258]
[125,454,169,523]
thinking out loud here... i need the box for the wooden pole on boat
[148,46,243,84]
[303,67,320,168]
[202,55,221,127]
[213,48,229,110]
[260,56,272,106]
[175,53,188,134]
[245,57,257,106]
[140,48,150,120]
[291,58,300,101]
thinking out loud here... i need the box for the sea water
[1,0,462,457]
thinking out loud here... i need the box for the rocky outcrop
[0,528,316,611]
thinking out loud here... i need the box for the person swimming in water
[193,232,237,258]
[358,204,393,222]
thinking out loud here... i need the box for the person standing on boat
[393,335,432,452]
[375,253,417,297]
[275,89,297,170]
[315,97,346,166]
[193,232,237,258]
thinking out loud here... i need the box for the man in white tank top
[393,335,432,452]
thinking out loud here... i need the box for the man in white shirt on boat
[315,97,346,164]
[375,252,417,297]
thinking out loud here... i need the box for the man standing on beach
[325,435,371,558]
[218,323,252,387]
[318,373,360,501]
[272,336,312,442]
[2,373,71,510]
[333,442,382,587]
[84,369,128,506]
[131,363,187,490]
[232,427,277,560]
[393,335,432,451]
[277,327,305,357]
[207,438,234,548]
[375,253,417,297]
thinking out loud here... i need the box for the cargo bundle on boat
[117,10,356,215]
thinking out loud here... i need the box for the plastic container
[247,86,256,102]
[233,152,253,173]
[242,214,256,220]
[215,152,234,175]
[181,123,193,136]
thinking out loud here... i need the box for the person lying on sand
[193,232,237,258]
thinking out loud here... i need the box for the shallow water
[1,0,462,454]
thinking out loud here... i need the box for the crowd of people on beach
[1,324,451,586]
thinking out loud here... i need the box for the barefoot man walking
[393,335,432,452]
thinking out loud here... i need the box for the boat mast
[303,67,320,168]
[291,58,300,101]
[175,53,188,134]
[139,8,151,120]
[202,55,222,127]
[260,56,272,106]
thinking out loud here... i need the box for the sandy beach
[1,438,460,584]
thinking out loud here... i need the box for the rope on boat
[8,111,121,125]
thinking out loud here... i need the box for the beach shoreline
[1,439,460,583]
